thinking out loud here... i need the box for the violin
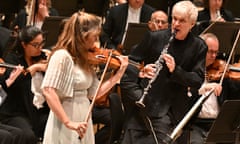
[207,59,240,81]
[87,47,143,107]
[0,58,27,75]
[228,62,240,80]
[88,47,143,70]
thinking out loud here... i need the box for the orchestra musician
[120,1,207,143]
[195,0,235,35]
[12,0,59,29]
[190,32,240,144]
[100,0,154,51]
[198,0,235,22]
[40,11,128,144]
[189,33,222,144]
[0,26,49,144]
[0,65,25,144]
[148,10,169,31]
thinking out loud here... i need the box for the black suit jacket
[100,3,154,49]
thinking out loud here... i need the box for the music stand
[206,100,240,144]
[202,22,240,60]
[41,16,67,49]
[122,23,149,55]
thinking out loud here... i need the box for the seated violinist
[0,26,50,143]
[189,33,237,144]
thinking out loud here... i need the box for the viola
[88,47,143,70]
[207,59,240,81]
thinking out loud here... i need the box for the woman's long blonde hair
[52,11,101,72]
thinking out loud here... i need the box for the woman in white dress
[41,11,128,144]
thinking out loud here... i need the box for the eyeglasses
[152,19,168,25]
[28,40,46,49]
[207,50,219,55]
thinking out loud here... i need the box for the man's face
[148,11,168,31]
[171,9,195,40]
[205,38,219,67]
[128,0,144,9]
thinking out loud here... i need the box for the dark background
[0,0,240,28]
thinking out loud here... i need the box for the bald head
[148,10,169,31]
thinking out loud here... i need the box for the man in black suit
[120,1,207,143]
[100,0,154,51]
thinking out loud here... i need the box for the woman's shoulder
[49,49,74,67]
[53,49,71,58]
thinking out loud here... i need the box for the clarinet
[136,30,177,108]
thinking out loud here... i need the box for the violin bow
[84,50,113,123]
[164,29,240,144]
[219,29,240,85]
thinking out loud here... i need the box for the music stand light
[206,100,240,144]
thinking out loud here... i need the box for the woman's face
[22,34,45,57]
[84,31,100,49]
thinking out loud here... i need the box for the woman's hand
[64,121,88,138]
[27,63,48,76]
[116,55,128,70]
[6,65,24,87]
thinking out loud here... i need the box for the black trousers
[0,116,38,144]
[0,123,25,144]
[92,106,111,144]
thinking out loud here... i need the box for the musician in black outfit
[0,65,26,144]
[100,0,154,50]
[0,26,49,144]
[120,1,207,143]
[198,0,234,22]
[194,0,235,35]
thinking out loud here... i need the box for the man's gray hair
[173,0,198,22]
